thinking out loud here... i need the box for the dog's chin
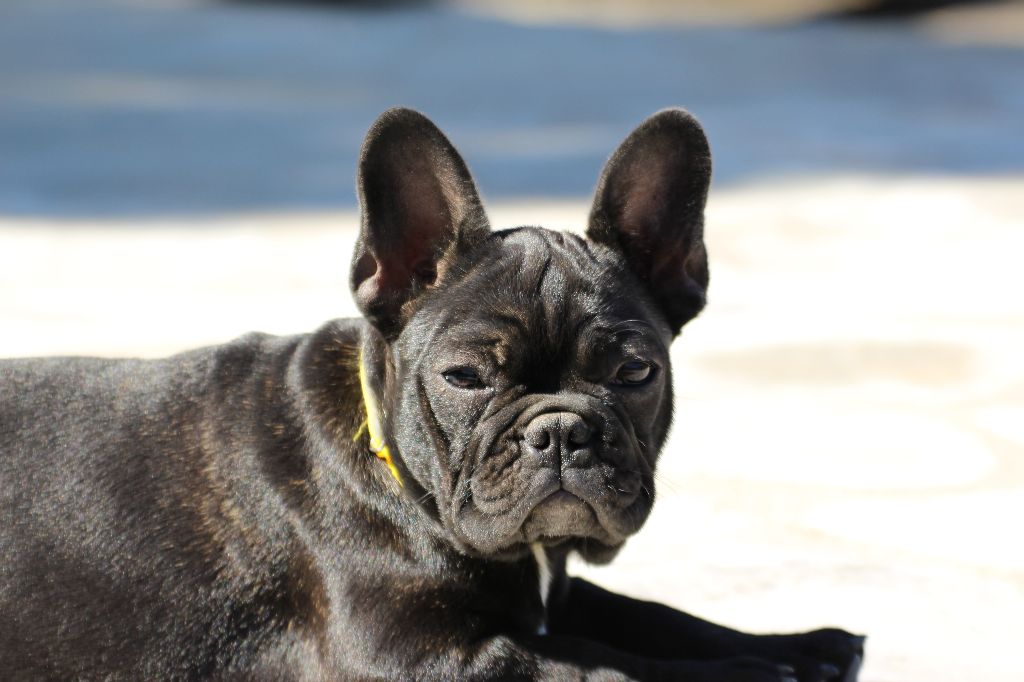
[452,486,648,562]
[520,490,603,544]
[520,491,630,564]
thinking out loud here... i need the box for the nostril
[568,419,593,448]
[523,412,595,455]
[525,428,550,450]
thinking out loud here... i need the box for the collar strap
[355,352,403,486]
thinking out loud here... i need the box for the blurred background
[2,0,1023,679]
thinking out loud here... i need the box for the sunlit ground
[2,1,1023,680]
[5,175,1023,680]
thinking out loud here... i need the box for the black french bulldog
[0,108,864,680]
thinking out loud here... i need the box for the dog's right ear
[351,108,489,338]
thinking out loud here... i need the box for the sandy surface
[2,0,1024,679]
[4,176,1023,681]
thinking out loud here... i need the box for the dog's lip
[542,489,582,505]
[532,488,594,517]
[520,486,601,543]
[533,490,591,543]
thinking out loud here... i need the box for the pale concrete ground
[2,0,1024,680]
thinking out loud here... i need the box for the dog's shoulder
[0,318,369,679]
[0,318,366,483]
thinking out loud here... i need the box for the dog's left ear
[351,108,489,337]
[587,108,711,335]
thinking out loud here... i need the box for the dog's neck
[294,321,564,642]
[356,351,403,486]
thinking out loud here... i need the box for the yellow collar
[354,352,403,486]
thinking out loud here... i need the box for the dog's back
[0,332,325,677]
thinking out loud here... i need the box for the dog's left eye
[443,367,483,389]
[613,361,654,386]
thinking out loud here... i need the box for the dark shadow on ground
[833,0,977,19]
[0,0,1021,217]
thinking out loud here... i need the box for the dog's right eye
[443,367,483,390]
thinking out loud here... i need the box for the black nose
[523,412,594,468]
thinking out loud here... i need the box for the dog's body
[0,109,863,680]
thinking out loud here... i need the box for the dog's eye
[613,361,654,386]
[443,367,483,390]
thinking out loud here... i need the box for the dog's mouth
[520,490,599,544]
[448,396,654,556]
[454,466,650,557]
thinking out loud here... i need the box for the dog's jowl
[0,109,864,680]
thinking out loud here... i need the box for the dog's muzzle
[455,395,651,554]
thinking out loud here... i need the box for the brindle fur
[0,108,863,680]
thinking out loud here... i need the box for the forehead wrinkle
[432,227,657,366]
[531,233,600,368]
[436,314,526,366]
[510,229,628,358]
[608,318,660,338]
[408,306,454,368]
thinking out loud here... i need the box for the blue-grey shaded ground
[1,0,1022,217]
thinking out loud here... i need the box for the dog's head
[350,108,710,562]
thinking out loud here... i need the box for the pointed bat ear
[350,108,490,338]
[587,108,711,335]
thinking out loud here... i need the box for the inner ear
[352,108,489,337]
[364,150,450,278]
[587,108,711,335]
